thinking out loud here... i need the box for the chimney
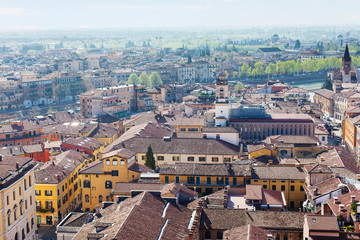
[314,187,318,196]
[223,187,228,208]
[95,205,101,216]
[320,156,324,163]
[334,197,339,204]
[16,162,19,169]
[339,204,345,211]
[351,195,356,202]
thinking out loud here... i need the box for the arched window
[105,181,112,189]
[22,229,25,240]
[14,232,18,240]
[217,231,223,239]
[99,195,103,203]
[26,222,29,233]
[85,195,90,202]
[205,230,211,239]
[83,181,90,188]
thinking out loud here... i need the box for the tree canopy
[127,73,140,85]
[234,81,245,91]
[149,72,163,87]
[145,145,156,170]
[139,73,151,88]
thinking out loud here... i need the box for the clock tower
[215,72,230,126]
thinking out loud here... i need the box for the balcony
[36,207,54,213]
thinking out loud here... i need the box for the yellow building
[250,166,306,211]
[88,123,120,144]
[0,156,37,240]
[35,150,89,225]
[159,163,252,196]
[247,143,277,159]
[118,137,240,167]
[79,149,151,212]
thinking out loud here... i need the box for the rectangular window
[112,170,119,176]
[113,159,118,166]
[233,178,237,185]
[35,190,41,196]
[290,201,295,209]
[157,156,164,161]
[225,178,229,185]
[281,185,285,191]
[207,177,211,185]
[196,188,202,194]
[142,155,145,160]
[172,156,179,161]
[165,176,169,183]
[300,186,304,192]
[106,160,110,165]
[19,186,22,196]
[187,177,195,184]
[45,201,52,209]
[263,185,267,189]
[6,195,9,205]
[291,185,295,191]
[272,185,276,191]
[199,157,206,162]
[45,190,52,196]
[216,134,220,139]
[180,128,186,132]
[216,177,224,185]
[188,128,198,132]
[175,176,180,183]
[188,156,194,162]
[212,157,219,162]
[196,177,200,184]
[13,191,15,200]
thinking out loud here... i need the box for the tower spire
[343,43,351,62]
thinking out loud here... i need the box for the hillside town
[1,3,360,237]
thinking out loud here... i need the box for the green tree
[294,39,301,50]
[127,73,140,85]
[252,62,265,76]
[234,81,245,91]
[265,63,276,76]
[295,59,302,73]
[149,72,163,87]
[351,200,357,215]
[139,73,151,88]
[241,63,250,77]
[322,76,333,90]
[145,145,156,170]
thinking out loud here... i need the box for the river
[289,79,324,91]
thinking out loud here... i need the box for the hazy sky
[0,0,359,30]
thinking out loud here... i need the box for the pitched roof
[304,164,333,174]
[305,215,339,232]
[35,150,86,184]
[252,166,305,180]
[159,163,251,177]
[118,137,240,156]
[200,209,304,231]
[304,177,342,198]
[327,190,360,218]
[223,224,273,240]
[74,192,192,240]
[22,144,43,154]
[263,135,320,145]
[202,127,238,133]
[0,156,33,180]
[318,147,360,174]
[314,89,336,99]
[62,137,104,150]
